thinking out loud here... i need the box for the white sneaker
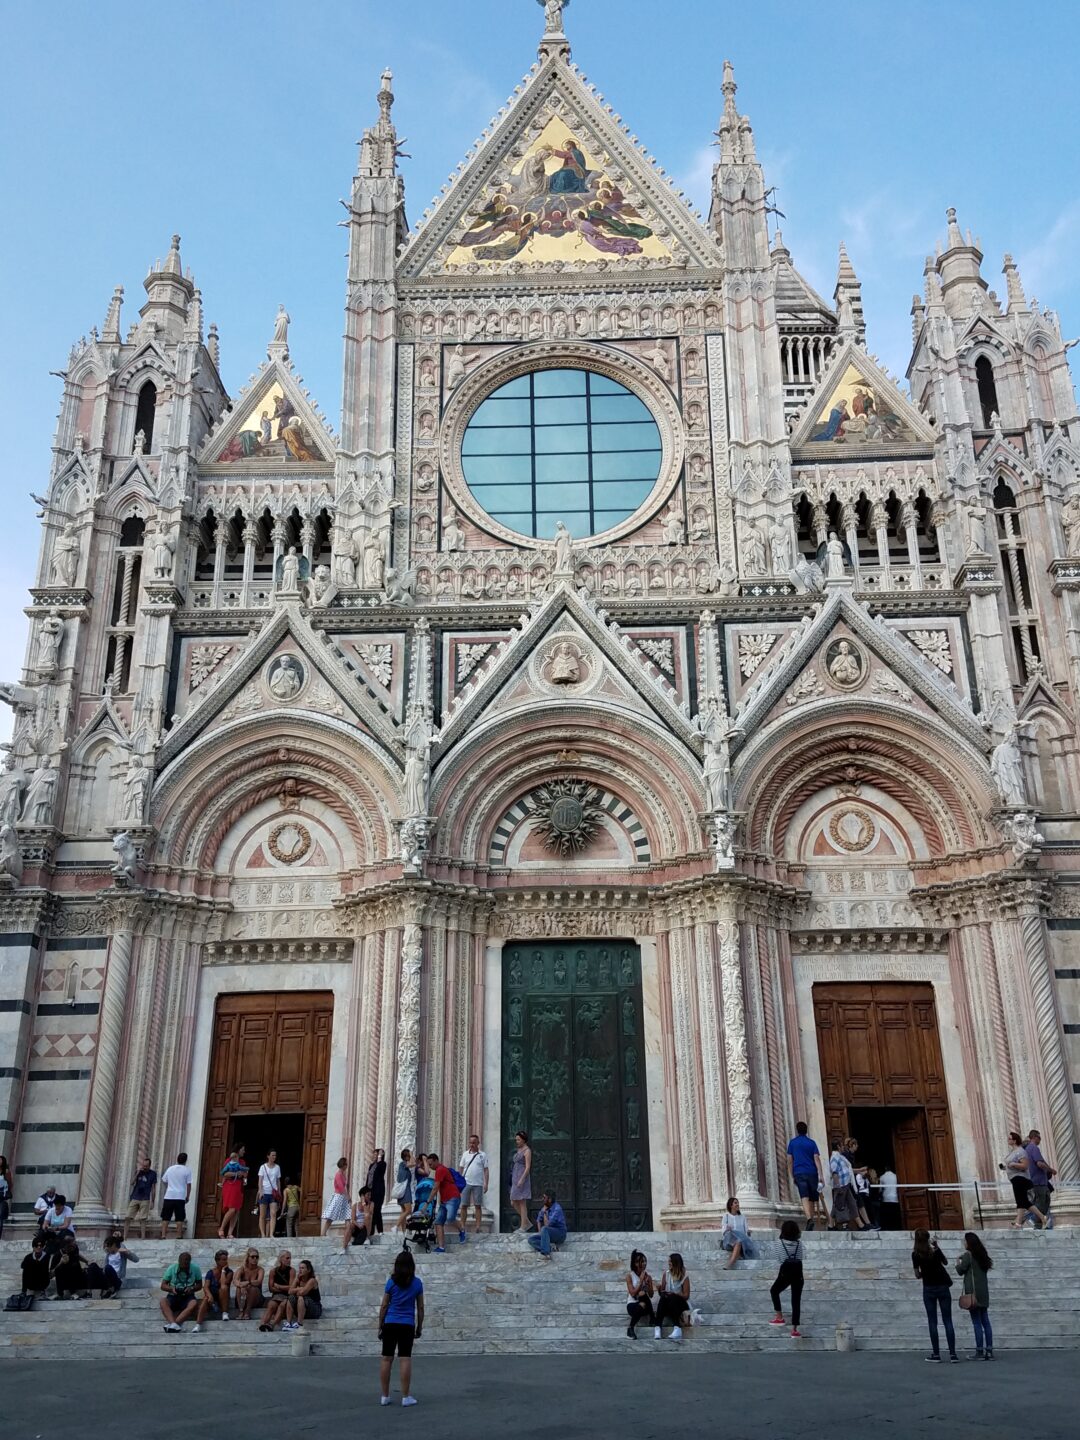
[163,1323,181,1333]
[653,1326,661,1339]
[191,1324,202,1334]
[221,1313,230,1322]
[402,1396,418,1407]
[670,1326,683,1340]
[380,1397,392,1406]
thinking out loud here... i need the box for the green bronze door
[501,939,652,1232]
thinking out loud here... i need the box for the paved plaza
[3,1352,1077,1439]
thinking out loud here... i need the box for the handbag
[959,1293,975,1311]
[391,1178,408,1202]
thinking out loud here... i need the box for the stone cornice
[912,869,1051,924]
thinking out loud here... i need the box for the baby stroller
[405,1188,437,1253]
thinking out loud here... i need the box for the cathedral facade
[3,6,1080,1233]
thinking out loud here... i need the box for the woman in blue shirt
[378,1249,425,1407]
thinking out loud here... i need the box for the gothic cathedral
[3,6,1079,1234]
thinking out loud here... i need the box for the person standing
[366,1148,387,1236]
[625,1250,655,1338]
[257,1149,282,1239]
[768,1219,805,1339]
[321,1156,351,1235]
[123,1157,157,1241]
[218,1151,246,1240]
[653,1253,691,1340]
[721,1196,757,1267]
[1025,1130,1056,1228]
[458,1133,489,1234]
[956,1232,993,1359]
[878,1166,901,1230]
[0,1153,11,1240]
[509,1130,532,1235]
[785,1122,823,1230]
[426,1152,464,1252]
[1001,1131,1044,1227]
[527,1189,567,1258]
[912,1229,957,1362]
[828,1139,858,1231]
[378,1248,424,1407]
[158,1152,192,1240]
[393,1149,415,1234]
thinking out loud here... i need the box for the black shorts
[160,1199,187,1223]
[381,1322,415,1358]
[1010,1175,1033,1208]
[303,1298,322,1320]
[166,1291,196,1314]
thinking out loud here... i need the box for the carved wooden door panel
[196,991,334,1235]
[501,940,651,1232]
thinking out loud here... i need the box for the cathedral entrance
[195,991,332,1237]
[813,981,962,1229]
[500,940,651,1232]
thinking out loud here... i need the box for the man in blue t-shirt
[786,1122,823,1228]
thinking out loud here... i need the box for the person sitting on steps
[343,1186,374,1250]
[234,1247,265,1321]
[193,1248,234,1332]
[159,1251,202,1333]
[654,1253,691,1341]
[283,1259,322,1331]
[625,1249,655,1339]
[527,1189,567,1259]
[721,1196,757,1267]
[20,1236,51,1299]
[259,1250,296,1331]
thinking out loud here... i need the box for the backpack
[448,1168,468,1193]
[5,1293,33,1311]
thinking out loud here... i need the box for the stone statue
[550,641,581,684]
[0,824,22,884]
[966,504,989,555]
[769,518,794,574]
[51,519,80,587]
[384,566,416,606]
[272,304,290,346]
[553,521,575,573]
[442,513,464,552]
[789,556,825,594]
[279,546,301,593]
[22,760,59,826]
[540,0,568,33]
[825,531,847,579]
[150,524,174,580]
[111,830,138,883]
[703,733,731,811]
[1063,493,1080,556]
[0,756,28,827]
[311,563,331,601]
[403,744,430,817]
[447,343,467,390]
[645,341,671,384]
[662,510,685,546]
[334,538,358,588]
[268,656,303,700]
[990,723,1027,806]
[122,754,149,824]
[36,613,63,675]
[741,519,767,575]
[363,530,386,588]
[827,640,862,686]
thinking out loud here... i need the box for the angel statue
[540,0,569,34]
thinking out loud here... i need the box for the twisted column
[78,925,136,1214]
[394,924,423,1156]
[718,914,759,1197]
[1020,909,1079,1179]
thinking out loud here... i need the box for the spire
[101,286,123,344]
[359,68,402,178]
[140,232,195,334]
[770,229,791,263]
[207,322,220,371]
[1002,253,1029,314]
[537,0,571,60]
[936,206,987,319]
[715,59,756,165]
[923,254,944,310]
[184,287,203,343]
[834,242,865,341]
[945,206,964,250]
[911,292,926,347]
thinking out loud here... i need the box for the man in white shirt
[159,1151,193,1240]
[879,1167,901,1230]
[33,1186,58,1229]
[458,1133,489,1235]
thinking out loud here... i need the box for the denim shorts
[794,1174,819,1201]
[258,1193,277,1208]
[436,1196,461,1226]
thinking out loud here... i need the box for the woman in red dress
[219,1148,248,1239]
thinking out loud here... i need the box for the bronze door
[814,981,962,1228]
[196,991,333,1236]
[501,940,651,1232]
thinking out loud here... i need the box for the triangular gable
[199,357,336,467]
[436,582,699,756]
[71,693,130,758]
[155,602,400,770]
[974,431,1031,485]
[790,340,935,454]
[399,56,722,279]
[1017,671,1074,728]
[732,588,989,754]
[48,450,95,513]
[956,312,1011,357]
[116,338,173,387]
[109,453,158,498]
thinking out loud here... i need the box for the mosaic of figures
[446,120,671,266]
[806,365,918,448]
[217,382,323,464]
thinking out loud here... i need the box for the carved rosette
[533,777,603,856]
[393,925,423,1155]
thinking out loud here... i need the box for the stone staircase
[1,1229,1078,1359]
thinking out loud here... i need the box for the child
[769,1219,804,1338]
[378,1248,424,1407]
[283,1177,301,1237]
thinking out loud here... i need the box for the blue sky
[0,0,1077,704]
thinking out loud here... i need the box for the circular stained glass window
[460,366,662,540]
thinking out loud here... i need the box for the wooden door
[197,991,333,1235]
[814,981,962,1228]
[893,1110,933,1230]
[501,941,652,1232]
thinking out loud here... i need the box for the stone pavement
[3,1352,1078,1439]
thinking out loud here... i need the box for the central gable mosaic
[445,117,672,268]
